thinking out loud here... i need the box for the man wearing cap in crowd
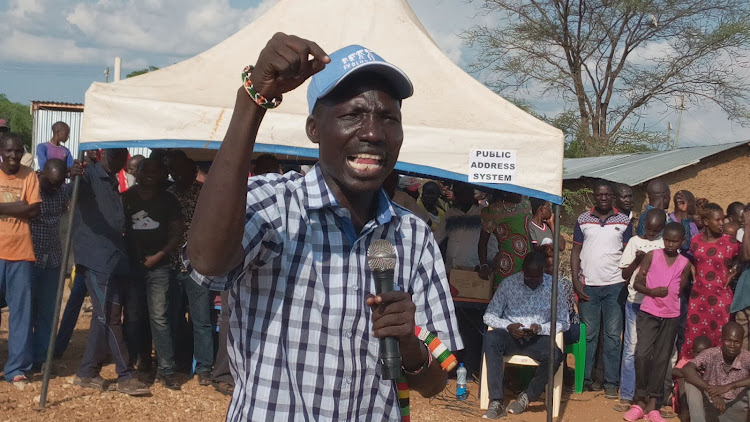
[186,33,462,421]
[0,119,9,134]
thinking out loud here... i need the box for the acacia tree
[463,0,750,156]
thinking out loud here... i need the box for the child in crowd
[36,121,74,170]
[124,155,145,190]
[624,222,692,422]
[616,208,667,412]
[725,202,744,225]
[723,220,739,240]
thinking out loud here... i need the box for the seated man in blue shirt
[482,251,569,419]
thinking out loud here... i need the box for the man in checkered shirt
[186,34,463,421]
[29,158,73,370]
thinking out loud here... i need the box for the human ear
[305,115,319,144]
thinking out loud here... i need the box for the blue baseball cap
[307,45,413,115]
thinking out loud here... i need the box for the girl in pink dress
[682,203,741,359]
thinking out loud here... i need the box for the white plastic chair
[479,327,564,419]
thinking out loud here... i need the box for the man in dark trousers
[122,158,183,390]
[72,148,150,396]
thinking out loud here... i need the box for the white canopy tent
[80,0,564,203]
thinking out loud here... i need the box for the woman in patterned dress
[477,191,531,288]
[682,203,742,359]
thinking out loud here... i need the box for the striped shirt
[573,208,633,286]
[187,164,462,421]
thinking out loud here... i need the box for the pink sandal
[623,405,645,421]
[646,410,667,422]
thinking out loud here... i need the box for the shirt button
[346,331,352,338]
[345,377,352,384]
[353,285,359,291]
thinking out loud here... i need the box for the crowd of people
[455,177,750,421]
[0,123,285,396]
[2,32,750,422]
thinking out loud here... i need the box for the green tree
[463,0,750,157]
[126,65,159,78]
[0,94,33,149]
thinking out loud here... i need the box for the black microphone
[367,239,402,380]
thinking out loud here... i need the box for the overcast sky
[1,0,748,146]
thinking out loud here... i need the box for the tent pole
[37,152,84,410]
[546,204,561,422]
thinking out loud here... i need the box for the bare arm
[0,201,40,219]
[402,335,447,397]
[622,251,645,281]
[162,217,184,256]
[143,217,184,268]
[478,229,492,279]
[187,33,329,276]
[682,362,710,391]
[187,90,262,275]
[680,263,693,291]
[571,242,589,301]
[633,252,659,296]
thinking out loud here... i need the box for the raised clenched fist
[250,33,331,100]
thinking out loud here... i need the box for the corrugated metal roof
[30,101,84,113]
[563,142,748,186]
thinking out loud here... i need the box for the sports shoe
[156,373,181,390]
[605,385,619,399]
[12,374,28,389]
[646,410,667,422]
[117,378,151,396]
[585,380,604,392]
[483,399,507,419]
[623,404,645,422]
[74,375,108,391]
[507,392,529,414]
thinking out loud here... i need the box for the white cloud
[0,0,275,65]
[0,29,100,64]
[66,0,274,55]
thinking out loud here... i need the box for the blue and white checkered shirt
[187,164,463,421]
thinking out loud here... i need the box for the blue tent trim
[80,139,563,203]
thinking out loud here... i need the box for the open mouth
[346,153,384,173]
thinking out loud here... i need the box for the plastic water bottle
[456,363,467,400]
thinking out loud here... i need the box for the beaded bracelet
[401,342,432,376]
[241,65,283,109]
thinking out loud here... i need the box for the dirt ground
[0,289,626,422]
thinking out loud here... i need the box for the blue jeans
[174,271,213,374]
[579,282,626,388]
[0,260,33,381]
[54,266,87,357]
[77,269,132,380]
[126,265,175,375]
[620,301,641,401]
[31,266,59,366]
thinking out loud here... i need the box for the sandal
[213,380,234,396]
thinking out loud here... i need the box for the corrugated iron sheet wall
[32,109,150,170]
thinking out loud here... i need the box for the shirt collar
[589,206,620,218]
[520,273,553,292]
[729,350,747,371]
[302,163,394,225]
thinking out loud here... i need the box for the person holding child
[623,222,692,422]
